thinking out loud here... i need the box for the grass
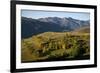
[21,31,90,62]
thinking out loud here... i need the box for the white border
[16,4,94,69]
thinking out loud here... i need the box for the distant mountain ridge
[21,17,90,38]
[38,17,89,27]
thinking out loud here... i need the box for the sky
[21,10,90,21]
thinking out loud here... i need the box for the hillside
[21,31,90,62]
[21,17,89,38]
[21,17,62,38]
[74,27,90,33]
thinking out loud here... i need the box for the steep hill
[21,17,90,38]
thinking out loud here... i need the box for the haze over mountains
[21,17,90,38]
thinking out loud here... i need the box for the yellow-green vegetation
[21,31,90,62]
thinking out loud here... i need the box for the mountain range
[21,17,90,38]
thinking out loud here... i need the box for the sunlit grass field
[21,31,90,63]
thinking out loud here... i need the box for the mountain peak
[21,17,90,38]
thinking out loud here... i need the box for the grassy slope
[74,27,90,33]
[21,31,90,62]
